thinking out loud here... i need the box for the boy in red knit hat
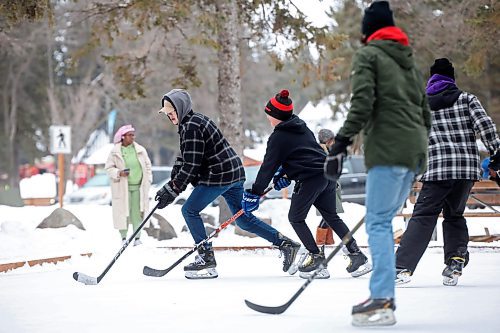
[242,89,371,279]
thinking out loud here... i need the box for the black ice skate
[184,245,218,279]
[346,252,372,278]
[277,233,301,273]
[395,268,412,285]
[351,298,396,327]
[298,247,329,279]
[442,256,465,286]
[344,241,372,277]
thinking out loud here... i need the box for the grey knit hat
[318,129,335,144]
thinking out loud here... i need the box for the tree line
[0,0,498,188]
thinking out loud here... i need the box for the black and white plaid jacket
[172,111,245,191]
[421,92,500,181]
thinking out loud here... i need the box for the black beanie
[265,89,293,121]
[430,58,455,80]
[362,1,395,38]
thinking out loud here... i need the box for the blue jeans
[365,166,415,299]
[181,181,280,246]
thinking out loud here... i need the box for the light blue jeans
[365,166,415,299]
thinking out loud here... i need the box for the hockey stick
[73,203,159,285]
[245,216,365,315]
[143,186,274,277]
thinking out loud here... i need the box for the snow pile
[19,173,57,199]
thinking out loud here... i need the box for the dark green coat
[338,40,431,173]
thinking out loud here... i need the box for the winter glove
[272,166,291,191]
[241,190,260,216]
[155,181,179,209]
[488,150,500,172]
[324,135,351,181]
[328,135,351,156]
[488,150,500,186]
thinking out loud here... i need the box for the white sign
[50,125,71,154]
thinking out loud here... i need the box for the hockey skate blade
[351,263,373,278]
[352,309,396,327]
[443,274,459,286]
[395,273,412,286]
[287,249,307,275]
[73,272,98,285]
[287,264,299,275]
[299,268,330,279]
[185,268,218,280]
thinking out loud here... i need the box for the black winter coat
[252,115,326,195]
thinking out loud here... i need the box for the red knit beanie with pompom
[265,89,293,121]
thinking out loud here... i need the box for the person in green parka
[324,1,431,327]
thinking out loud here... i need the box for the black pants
[395,180,474,273]
[289,174,355,254]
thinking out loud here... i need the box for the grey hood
[163,89,193,123]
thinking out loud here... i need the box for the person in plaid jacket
[155,89,299,279]
[395,58,500,286]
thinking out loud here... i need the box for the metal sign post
[50,126,72,208]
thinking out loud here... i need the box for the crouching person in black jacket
[156,88,299,279]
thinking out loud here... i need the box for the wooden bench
[396,180,500,242]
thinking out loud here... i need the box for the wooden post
[58,153,65,208]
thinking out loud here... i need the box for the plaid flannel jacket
[172,111,245,191]
[421,92,500,181]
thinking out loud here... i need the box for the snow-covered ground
[1,200,499,332]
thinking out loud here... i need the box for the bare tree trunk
[216,0,243,157]
[215,0,243,225]
[4,56,33,187]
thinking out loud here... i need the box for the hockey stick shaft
[143,186,274,277]
[245,216,366,314]
[73,203,159,285]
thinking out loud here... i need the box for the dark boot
[298,247,326,273]
[442,256,465,286]
[277,233,301,272]
[184,245,217,271]
[345,240,372,277]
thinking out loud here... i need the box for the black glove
[324,135,351,181]
[488,150,500,186]
[155,181,179,209]
[328,135,351,156]
[324,153,345,181]
[488,150,500,171]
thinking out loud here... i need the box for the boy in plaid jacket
[395,58,500,286]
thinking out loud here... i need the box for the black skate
[184,245,218,279]
[395,268,412,286]
[277,233,301,274]
[346,252,372,278]
[298,247,329,279]
[442,256,465,286]
[352,298,396,327]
